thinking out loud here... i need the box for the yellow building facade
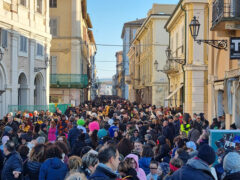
[49,0,96,105]
[115,51,123,98]
[128,4,175,106]
[207,0,240,129]
[165,0,209,116]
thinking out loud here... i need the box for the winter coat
[39,157,68,180]
[155,136,171,163]
[162,126,174,145]
[48,127,56,142]
[139,157,152,175]
[188,128,201,143]
[38,130,48,141]
[173,120,180,136]
[24,160,42,180]
[89,163,118,180]
[223,172,240,180]
[167,157,215,180]
[1,151,23,180]
[67,126,81,148]
[180,123,190,136]
[125,154,147,180]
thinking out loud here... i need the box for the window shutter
[51,56,57,74]
[50,18,58,36]
[1,29,8,48]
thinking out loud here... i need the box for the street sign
[230,37,240,59]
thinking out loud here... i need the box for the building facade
[115,51,123,98]
[208,0,240,129]
[128,4,175,106]
[121,18,145,100]
[49,0,96,106]
[165,0,209,115]
[0,0,51,118]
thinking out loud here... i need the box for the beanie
[4,126,13,133]
[77,119,85,126]
[197,144,216,165]
[89,121,100,132]
[97,129,108,139]
[186,141,197,151]
[223,152,240,174]
[41,123,47,130]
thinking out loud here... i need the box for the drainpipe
[181,4,186,113]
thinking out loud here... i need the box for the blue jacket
[24,160,42,180]
[68,126,81,148]
[166,158,215,180]
[139,157,151,175]
[1,151,23,180]
[39,158,68,180]
[89,163,118,180]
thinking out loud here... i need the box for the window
[36,43,44,56]
[49,0,57,8]
[20,0,27,6]
[1,29,8,48]
[37,0,42,13]
[20,36,28,53]
[50,56,57,74]
[50,18,58,36]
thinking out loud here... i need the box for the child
[48,121,56,142]
[147,160,159,180]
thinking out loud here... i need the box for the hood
[187,157,211,173]
[125,154,139,170]
[48,157,64,169]
[139,157,151,166]
[158,136,166,145]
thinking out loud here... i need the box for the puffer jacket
[139,157,151,175]
[1,151,23,180]
[166,157,215,180]
[24,160,42,180]
[39,157,68,180]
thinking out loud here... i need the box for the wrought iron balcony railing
[50,74,88,89]
[163,60,179,74]
[212,0,240,29]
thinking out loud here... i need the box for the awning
[165,84,183,100]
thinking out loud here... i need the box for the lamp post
[0,47,4,61]
[34,56,49,72]
[189,16,228,50]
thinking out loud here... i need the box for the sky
[87,0,179,80]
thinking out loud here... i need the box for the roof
[121,18,146,39]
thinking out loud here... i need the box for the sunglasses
[150,167,158,169]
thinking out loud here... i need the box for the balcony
[163,60,179,74]
[125,75,132,85]
[212,0,240,30]
[50,74,88,89]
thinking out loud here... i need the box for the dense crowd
[0,98,239,180]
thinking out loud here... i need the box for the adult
[68,120,82,148]
[139,145,154,175]
[188,121,201,144]
[167,144,216,180]
[222,152,240,180]
[89,146,120,180]
[81,152,99,179]
[1,140,23,180]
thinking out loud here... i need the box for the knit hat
[197,144,216,165]
[41,123,47,130]
[97,129,108,139]
[186,141,197,151]
[4,126,13,133]
[36,136,45,144]
[89,121,100,132]
[77,119,85,126]
[1,136,9,145]
[223,152,240,174]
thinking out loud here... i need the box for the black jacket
[89,163,118,180]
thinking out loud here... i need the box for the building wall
[0,0,51,118]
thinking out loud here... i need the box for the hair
[17,144,29,157]
[117,138,134,157]
[150,160,159,167]
[4,140,15,152]
[98,146,118,164]
[55,140,69,155]
[82,153,99,168]
[118,160,131,174]
[45,144,63,159]
[170,158,183,168]
[68,156,82,171]
[142,145,154,158]
[57,136,68,145]
[80,146,92,157]
[50,121,56,128]
[29,143,46,162]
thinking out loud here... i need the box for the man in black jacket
[2,140,23,180]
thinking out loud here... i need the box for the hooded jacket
[155,136,170,162]
[89,163,118,180]
[167,157,215,180]
[125,154,147,180]
[139,157,151,175]
[24,160,42,180]
[39,157,68,180]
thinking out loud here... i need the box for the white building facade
[0,0,51,118]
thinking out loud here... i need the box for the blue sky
[87,0,179,79]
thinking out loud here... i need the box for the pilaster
[29,39,35,105]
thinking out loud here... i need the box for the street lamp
[189,16,228,50]
[0,47,4,61]
[0,90,5,96]
[34,56,49,72]
[154,60,165,73]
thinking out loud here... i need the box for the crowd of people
[0,97,239,180]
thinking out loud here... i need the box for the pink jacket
[125,154,147,180]
[48,127,56,141]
